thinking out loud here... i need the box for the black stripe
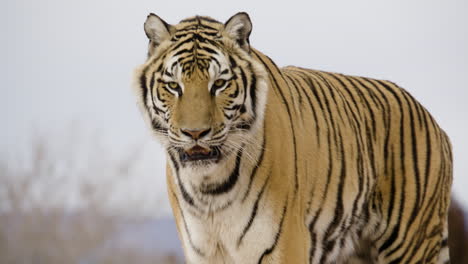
[316,73,361,131]
[380,151,405,256]
[239,67,248,92]
[224,113,233,120]
[235,65,249,119]
[249,69,258,119]
[228,85,240,98]
[401,90,422,223]
[375,149,396,243]
[320,130,346,263]
[171,36,197,51]
[284,74,304,118]
[224,104,242,111]
[310,73,341,155]
[176,24,219,34]
[286,71,306,108]
[282,74,300,116]
[168,152,196,207]
[200,30,219,36]
[241,133,266,202]
[163,69,173,78]
[233,121,253,131]
[324,73,362,118]
[200,148,243,195]
[237,168,271,247]
[257,196,288,264]
[156,63,164,73]
[362,78,392,175]
[229,55,238,68]
[150,119,166,134]
[173,47,194,57]
[200,45,219,55]
[170,189,205,257]
[308,106,334,262]
[342,75,378,140]
[346,125,366,239]
[252,51,298,195]
[139,71,148,107]
[292,70,322,146]
[155,82,167,103]
[375,80,413,258]
[149,73,164,115]
[180,16,220,25]
[421,110,432,206]
[351,76,385,111]
[210,56,221,69]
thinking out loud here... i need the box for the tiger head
[134,13,268,170]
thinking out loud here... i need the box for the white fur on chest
[174,154,276,263]
[181,197,277,264]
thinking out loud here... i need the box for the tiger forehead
[175,15,223,35]
[166,51,223,78]
[166,16,227,76]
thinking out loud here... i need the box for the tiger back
[133,12,452,264]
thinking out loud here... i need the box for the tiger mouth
[180,145,221,162]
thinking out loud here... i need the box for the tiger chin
[133,12,453,264]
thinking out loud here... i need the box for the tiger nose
[180,128,211,140]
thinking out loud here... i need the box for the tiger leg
[369,219,448,263]
[437,221,450,264]
[370,197,450,264]
[343,239,378,264]
[366,161,451,263]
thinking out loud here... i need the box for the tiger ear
[224,12,252,52]
[144,13,173,55]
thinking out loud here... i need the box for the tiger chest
[181,201,278,264]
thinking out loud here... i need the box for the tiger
[133,12,453,263]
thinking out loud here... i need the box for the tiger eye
[214,79,226,88]
[168,82,178,89]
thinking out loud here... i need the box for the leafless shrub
[0,131,182,264]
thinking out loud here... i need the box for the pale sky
[2,0,467,212]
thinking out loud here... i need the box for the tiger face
[134,13,268,169]
[156,51,246,166]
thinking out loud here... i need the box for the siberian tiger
[133,12,453,263]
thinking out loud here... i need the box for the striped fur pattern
[133,12,453,264]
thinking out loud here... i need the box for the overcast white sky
[2,0,467,212]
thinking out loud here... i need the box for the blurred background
[2,0,467,263]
